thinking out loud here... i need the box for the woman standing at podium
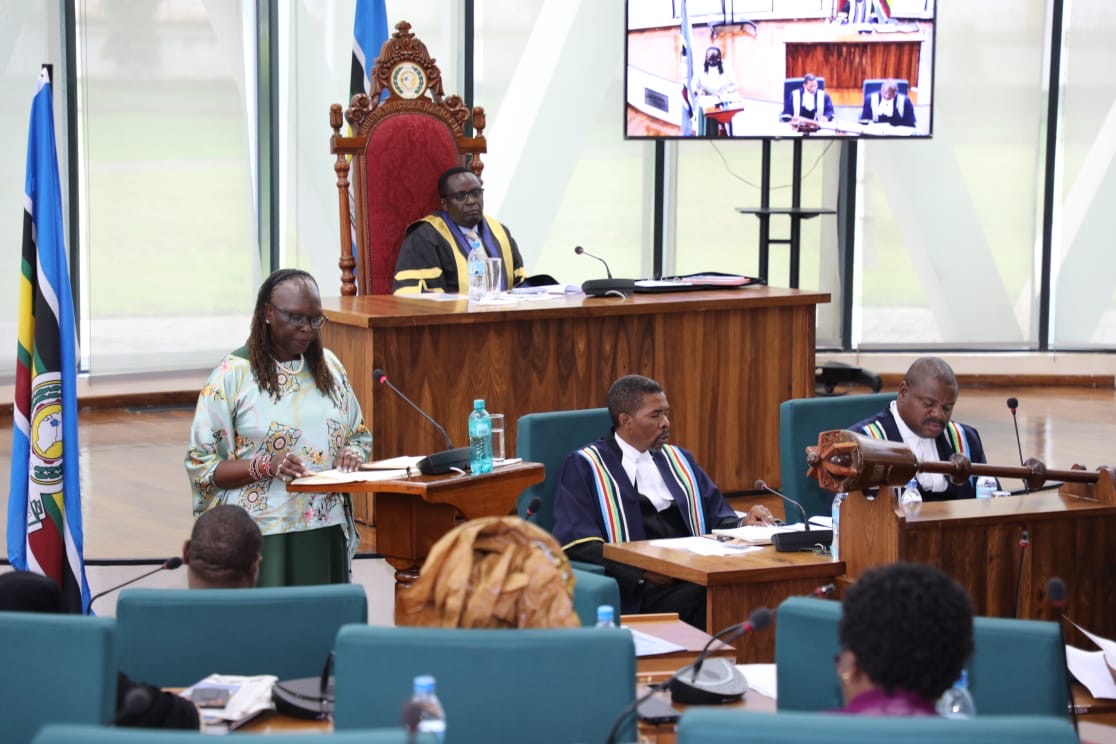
[185,269,371,586]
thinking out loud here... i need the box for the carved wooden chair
[330,21,487,296]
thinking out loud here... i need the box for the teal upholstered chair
[334,625,636,744]
[775,597,1072,717]
[33,725,419,744]
[571,566,621,627]
[1,613,116,744]
[778,393,895,522]
[676,709,1079,744]
[515,407,611,532]
[115,584,367,686]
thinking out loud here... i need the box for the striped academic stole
[860,419,972,460]
[576,444,706,543]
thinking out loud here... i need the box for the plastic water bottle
[468,399,493,474]
[936,669,977,719]
[975,476,997,500]
[466,241,487,302]
[595,605,617,628]
[899,478,923,508]
[410,675,447,742]
[830,492,847,561]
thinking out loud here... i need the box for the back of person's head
[184,504,262,589]
[607,374,663,427]
[396,516,579,628]
[0,570,67,613]
[839,562,973,701]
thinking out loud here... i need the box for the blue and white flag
[350,0,389,100]
[8,65,91,614]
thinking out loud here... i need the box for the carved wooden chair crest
[330,21,487,296]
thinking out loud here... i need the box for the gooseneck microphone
[1006,397,1030,493]
[1047,577,1078,733]
[373,368,453,450]
[574,246,636,298]
[754,480,834,553]
[574,245,613,279]
[1013,529,1030,619]
[604,606,774,744]
[372,368,470,475]
[86,556,183,613]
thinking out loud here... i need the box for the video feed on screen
[625,0,936,140]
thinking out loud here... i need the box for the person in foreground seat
[0,571,201,730]
[849,356,990,500]
[183,504,263,589]
[551,374,775,630]
[836,562,974,715]
[396,515,579,628]
[392,166,526,295]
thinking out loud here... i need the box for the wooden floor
[1,386,1114,560]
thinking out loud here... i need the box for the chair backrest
[676,709,1079,744]
[514,407,612,532]
[774,597,1072,717]
[115,584,367,686]
[778,393,896,521]
[33,725,415,744]
[862,78,910,100]
[0,613,116,744]
[571,567,621,627]
[334,625,636,744]
[330,21,487,296]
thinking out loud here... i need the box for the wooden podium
[807,429,1116,646]
[288,462,543,587]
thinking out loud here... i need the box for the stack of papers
[183,674,277,733]
[713,517,832,545]
[1065,620,1116,700]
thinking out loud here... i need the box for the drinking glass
[485,257,503,298]
[489,413,505,462]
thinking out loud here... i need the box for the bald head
[184,504,262,589]
[896,357,959,439]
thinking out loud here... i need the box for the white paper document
[1066,646,1116,700]
[290,468,408,486]
[738,663,778,700]
[713,518,830,545]
[183,673,278,732]
[361,455,424,470]
[648,536,762,556]
[627,627,686,657]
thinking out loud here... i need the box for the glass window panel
[280,1,455,293]
[78,0,258,374]
[0,2,64,384]
[476,0,649,285]
[855,0,1046,348]
[1051,0,1116,347]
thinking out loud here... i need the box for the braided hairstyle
[247,269,339,402]
[839,562,974,701]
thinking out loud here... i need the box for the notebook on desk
[633,272,765,293]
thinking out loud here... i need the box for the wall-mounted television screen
[625,0,936,140]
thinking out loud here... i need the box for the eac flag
[7,65,91,614]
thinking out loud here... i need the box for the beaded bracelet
[248,452,272,482]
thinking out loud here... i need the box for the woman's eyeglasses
[271,305,327,329]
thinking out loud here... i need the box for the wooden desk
[841,486,1116,646]
[320,289,828,497]
[289,462,543,587]
[603,542,845,663]
[623,612,736,684]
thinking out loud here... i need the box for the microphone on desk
[1046,576,1079,733]
[524,497,543,521]
[86,557,183,613]
[371,368,470,475]
[1007,397,1030,493]
[754,480,834,553]
[603,607,773,744]
[574,245,636,298]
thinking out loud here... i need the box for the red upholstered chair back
[330,21,487,296]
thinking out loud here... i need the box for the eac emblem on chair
[330,21,487,296]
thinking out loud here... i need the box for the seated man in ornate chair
[392,166,526,295]
[330,21,490,296]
